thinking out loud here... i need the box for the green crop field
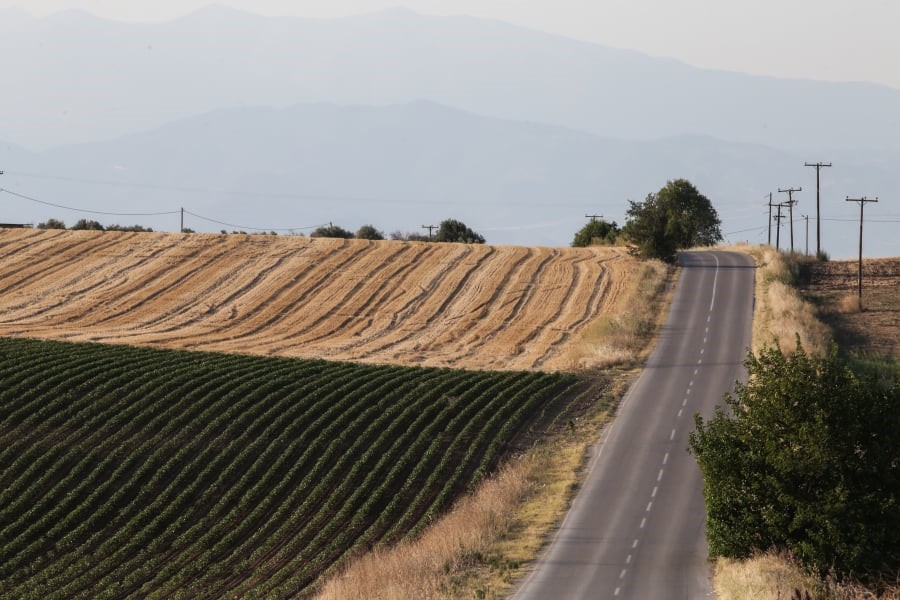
[0,337,601,598]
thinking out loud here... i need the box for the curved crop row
[0,337,602,598]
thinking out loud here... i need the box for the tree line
[32,217,487,244]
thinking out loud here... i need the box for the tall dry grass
[569,257,671,368]
[739,245,831,357]
[715,553,900,600]
[315,462,531,600]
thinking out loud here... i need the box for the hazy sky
[4,0,900,90]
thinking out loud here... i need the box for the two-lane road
[513,250,755,599]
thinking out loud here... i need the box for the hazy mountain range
[0,6,896,256]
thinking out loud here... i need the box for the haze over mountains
[0,6,897,256]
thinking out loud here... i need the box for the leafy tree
[311,224,354,239]
[37,218,67,230]
[572,219,619,247]
[689,342,900,580]
[355,224,385,240]
[107,224,154,232]
[435,219,485,244]
[70,219,105,231]
[390,230,430,242]
[624,179,722,262]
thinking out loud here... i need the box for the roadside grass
[712,245,898,600]
[568,257,672,369]
[715,553,900,600]
[730,245,831,356]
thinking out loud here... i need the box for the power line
[181,209,326,233]
[0,187,180,217]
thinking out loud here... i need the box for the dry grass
[731,245,831,357]
[567,258,672,368]
[715,553,900,600]
[315,383,622,600]
[834,294,863,314]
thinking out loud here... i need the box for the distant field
[0,229,632,371]
[799,257,899,358]
[0,337,600,597]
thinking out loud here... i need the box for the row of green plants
[0,337,595,598]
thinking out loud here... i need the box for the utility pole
[802,214,809,255]
[180,207,184,233]
[778,187,801,253]
[845,196,878,303]
[767,193,774,246]
[773,203,786,251]
[421,224,437,240]
[585,214,603,223]
[805,162,832,257]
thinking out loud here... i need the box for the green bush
[689,342,899,580]
[571,219,619,247]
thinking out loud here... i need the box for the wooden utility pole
[767,193,774,246]
[585,214,603,223]
[773,203,786,251]
[845,196,878,302]
[802,214,809,255]
[421,224,437,240]
[778,187,801,253]
[805,162,832,257]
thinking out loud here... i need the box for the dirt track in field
[0,229,635,371]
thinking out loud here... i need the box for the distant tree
[435,219,485,244]
[623,179,722,262]
[37,218,67,230]
[572,219,619,247]
[390,230,430,242]
[311,224,354,239]
[355,224,385,240]
[689,342,900,580]
[107,224,154,232]
[70,219,105,231]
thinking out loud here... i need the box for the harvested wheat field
[0,228,638,371]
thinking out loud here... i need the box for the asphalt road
[512,250,755,600]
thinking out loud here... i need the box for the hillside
[0,228,635,371]
[3,7,899,154]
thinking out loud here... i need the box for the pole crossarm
[421,224,437,240]
[845,196,879,301]
[585,214,603,222]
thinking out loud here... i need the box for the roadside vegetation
[0,337,603,598]
[701,246,899,600]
